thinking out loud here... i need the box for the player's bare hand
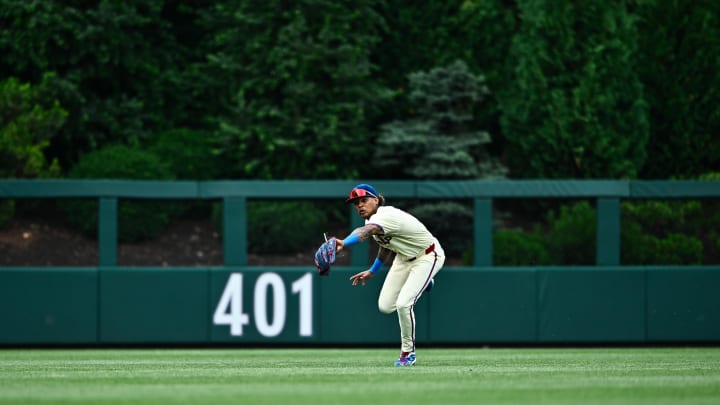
[336,238,345,252]
[350,270,373,286]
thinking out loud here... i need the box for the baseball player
[336,183,445,366]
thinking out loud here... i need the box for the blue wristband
[368,258,384,274]
[342,233,360,247]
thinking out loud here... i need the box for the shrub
[213,200,327,255]
[691,173,720,263]
[0,74,65,178]
[147,128,226,218]
[654,233,704,265]
[543,199,707,265]
[621,177,720,264]
[509,197,714,266]
[622,223,703,265]
[709,229,720,263]
[0,199,14,229]
[620,221,655,265]
[545,201,596,265]
[62,145,174,242]
[147,128,224,180]
[493,228,552,266]
[622,198,710,238]
[622,200,678,235]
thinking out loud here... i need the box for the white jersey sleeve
[366,206,435,259]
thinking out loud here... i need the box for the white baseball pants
[377,241,445,353]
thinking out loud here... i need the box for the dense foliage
[62,145,175,242]
[373,60,504,179]
[0,1,194,166]
[500,0,649,179]
[635,0,720,178]
[203,0,388,179]
[0,74,65,178]
[2,0,719,257]
[2,0,715,181]
[470,199,710,266]
[212,200,329,255]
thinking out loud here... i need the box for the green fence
[1,179,719,345]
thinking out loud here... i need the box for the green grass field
[1,347,719,404]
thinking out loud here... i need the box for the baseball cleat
[394,352,416,367]
[424,278,435,293]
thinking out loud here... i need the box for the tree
[635,0,720,178]
[0,74,65,178]
[373,0,516,150]
[204,0,389,179]
[499,0,649,179]
[0,0,208,167]
[373,60,505,179]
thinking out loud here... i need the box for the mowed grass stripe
[0,348,718,404]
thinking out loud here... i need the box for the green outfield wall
[1,180,719,345]
[1,266,719,345]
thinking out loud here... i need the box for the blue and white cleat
[424,278,435,293]
[394,352,416,367]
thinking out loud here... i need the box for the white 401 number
[213,272,313,337]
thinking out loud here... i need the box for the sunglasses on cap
[346,187,377,202]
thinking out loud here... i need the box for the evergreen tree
[372,0,516,150]
[499,0,649,179]
[205,0,388,179]
[373,60,505,179]
[635,0,720,178]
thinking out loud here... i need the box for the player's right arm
[336,224,382,252]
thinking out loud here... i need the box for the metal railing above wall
[2,179,720,268]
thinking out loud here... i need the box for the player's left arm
[377,246,395,263]
[349,246,394,286]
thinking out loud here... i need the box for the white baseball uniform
[366,206,445,353]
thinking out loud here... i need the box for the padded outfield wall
[1,180,719,345]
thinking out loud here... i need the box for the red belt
[408,243,435,262]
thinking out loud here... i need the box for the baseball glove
[314,237,337,276]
